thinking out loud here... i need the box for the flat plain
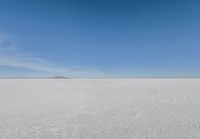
[0,79,200,139]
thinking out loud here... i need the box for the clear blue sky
[0,0,200,77]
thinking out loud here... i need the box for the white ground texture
[0,79,200,139]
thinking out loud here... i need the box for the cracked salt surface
[0,79,200,139]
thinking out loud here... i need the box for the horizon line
[1,76,200,79]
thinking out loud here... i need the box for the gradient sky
[0,0,200,77]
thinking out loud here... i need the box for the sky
[0,0,200,78]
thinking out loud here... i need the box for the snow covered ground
[0,79,200,139]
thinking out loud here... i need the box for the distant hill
[48,76,72,79]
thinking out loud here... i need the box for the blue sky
[0,0,200,77]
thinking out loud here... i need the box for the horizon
[1,75,200,79]
[1,0,200,77]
